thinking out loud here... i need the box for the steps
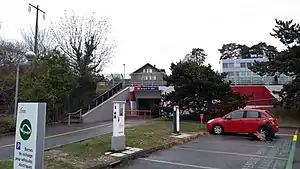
[65,82,124,125]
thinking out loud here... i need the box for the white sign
[176,106,180,132]
[113,101,125,137]
[14,102,46,169]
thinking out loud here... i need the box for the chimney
[153,65,156,67]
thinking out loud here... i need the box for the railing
[68,109,82,126]
[124,80,167,87]
[83,81,123,113]
[125,109,152,119]
[67,81,124,125]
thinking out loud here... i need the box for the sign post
[172,106,180,135]
[200,114,204,129]
[14,102,46,169]
[111,101,126,151]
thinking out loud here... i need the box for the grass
[0,118,205,169]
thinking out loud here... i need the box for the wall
[82,87,130,123]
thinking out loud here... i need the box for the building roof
[130,63,166,75]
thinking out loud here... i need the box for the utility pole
[28,3,46,55]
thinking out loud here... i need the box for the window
[147,69,152,73]
[246,111,259,118]
[145,76,148,80]
[149,75,152,80]
[223,63,228,68]
[235,72,240,76]
[260,113,267,118]
[153,75,156,80]
[240,71,246,76]
[231,111,244,119]
[228,63,234,68]
[227,72,234,76]
[240,62,246,68]
[143,69,146,73]
[247,62,252,68]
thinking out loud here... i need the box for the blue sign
[16,142,21,150]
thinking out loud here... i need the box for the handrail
[68,109,82,126]
[85,82,123,112]
[92,81,123,102]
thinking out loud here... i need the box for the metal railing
[67,82,123,126]
[68,109,82,126]
[125,109,152,119]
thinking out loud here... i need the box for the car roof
[236,108,267,112]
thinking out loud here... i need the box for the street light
[14,51,36,118]
[123,64,125,85]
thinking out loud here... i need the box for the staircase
[66,82,124,125]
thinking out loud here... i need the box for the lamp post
[14,51,36,118]
[28,3,46,54]
[123,64,125,85]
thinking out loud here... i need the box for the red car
[207,109,279,135]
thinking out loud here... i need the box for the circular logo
[20,119,32,140]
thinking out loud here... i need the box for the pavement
[118,128,297,169]
[0,119,149,160]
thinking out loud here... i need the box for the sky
[1,0,300,77]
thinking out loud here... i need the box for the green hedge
[0,115,16,134]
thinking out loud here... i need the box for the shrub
[0,115,16,134]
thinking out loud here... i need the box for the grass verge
[0,118,206,169]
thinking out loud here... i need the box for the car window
[246,111,259,118]
[231,111,244,119]
[265,110,275,117]
[260,112,267,118]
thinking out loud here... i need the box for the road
[0,119,149,160]
[118,128,297,169]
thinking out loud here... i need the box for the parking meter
[112,101,126,150]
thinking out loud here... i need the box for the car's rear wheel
[213,125,223,135]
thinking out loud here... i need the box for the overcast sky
[0,0,300,76]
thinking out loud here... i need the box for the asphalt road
[0,119,149,160]
[118,128,296,169]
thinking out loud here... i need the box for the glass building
[220,58,294,85]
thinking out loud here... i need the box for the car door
[223,111,246,133]
[244,110,260,133]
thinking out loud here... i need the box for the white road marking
[193,141,275,148]
[139,158,220,169]
[0,123,113,149]
[175,147,288,161]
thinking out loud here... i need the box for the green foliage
[163,56,247,118]
[250,19,300,108]
[0,115,16,134]
[19,50,75,122]
[219,42,278,60]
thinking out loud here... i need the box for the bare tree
[51,11,115,76]
[21,26,55,54]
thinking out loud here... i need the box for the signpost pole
[14,102,46,169]
[111,101,126,151]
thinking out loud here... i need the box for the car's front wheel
[213,125,223,135]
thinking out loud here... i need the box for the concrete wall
[82,87,130,123]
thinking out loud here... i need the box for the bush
[0,115,16,134]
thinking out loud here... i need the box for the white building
[220,58,293,85]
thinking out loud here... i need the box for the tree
[51,11,115,107]
[0,38,26,114]
[163,59,247,120]
[250,19,300,108]
[21,27,55,55]
[19,50,75,122]
[218,43,246,60]
[185,48,207,65]
[219,43,278,60]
